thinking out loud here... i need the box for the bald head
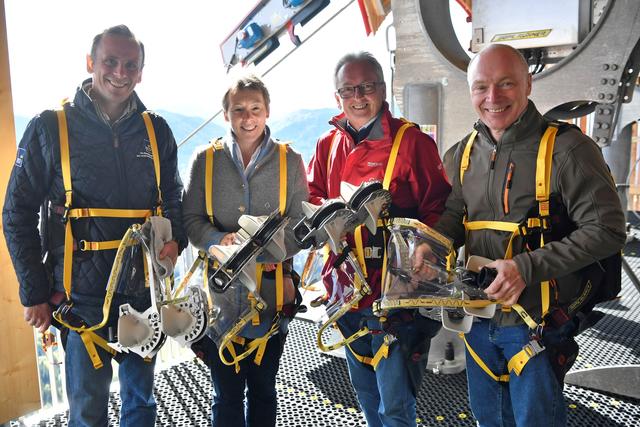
[467,44,532,141]
[467,44,529,86]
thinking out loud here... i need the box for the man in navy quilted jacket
[2,25,186,426]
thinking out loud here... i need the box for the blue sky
[5,0,392,122]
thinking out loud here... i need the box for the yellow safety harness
[52,107,163,369]
[322,120,414,369]
[204,138,289,372]
[459,123,560,380]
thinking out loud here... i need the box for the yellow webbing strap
[382,122,412,190]
[535,124,558,319]
[508,350,532,376]
[370,334,394,370]
[346,342,373,366]
[57,109,73,299]
[205,139,223,224]
[536,125,558,205]
[464,220,520,259]
[252,264,264,326]
[67,208,152,219]
[318,306,371,352]
[205,146,214,223]
[141,112,162,208]
[79,239,121,251]
[507,341,543,376]
[510,303,540,330]
[221,317,280,370]
[274,143,287,312]
[54,226,137,334]
[460,333,510,382]
[460,130,478,186]
[172,251,206,298]
[278,143,287,215]
[275,263,284,312]
[226,338,243,373]
[79,330,118,370]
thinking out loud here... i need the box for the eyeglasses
[336,81,384,99]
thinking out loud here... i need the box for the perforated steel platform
[14,257,640,426]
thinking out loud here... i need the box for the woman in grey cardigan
[182,75,309,427]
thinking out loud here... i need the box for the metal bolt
[598,93,606,99]
[603,64,610,70]
[602,123,610,129]
[612,64,619,70]
[607,94,615,100]
[602,109,611,115]
[610,79,617,85]
[594,122,602,129]
[601,78,608,85]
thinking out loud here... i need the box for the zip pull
[503,162,515,214]
[490,149,497,170]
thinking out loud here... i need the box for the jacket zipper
[503,162,515,215]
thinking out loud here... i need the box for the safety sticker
[491,29,552,43]
[15,148,26,167]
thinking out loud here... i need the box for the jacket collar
[330,102,393,143]
[474,100,545,147]
[223,125,274,159]
[74,78,146,125]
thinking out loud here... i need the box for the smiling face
[468,45,532,141]
[86,33,143,118]
[224,88,269,147]
[335,60,386,130]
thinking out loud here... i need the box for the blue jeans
[65,330,157,427]
[337,308,440,427]
[464,319,567,427]
[201,333,284,427]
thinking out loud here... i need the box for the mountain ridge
[13,107,338,176]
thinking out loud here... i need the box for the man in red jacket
[306,51,451,426]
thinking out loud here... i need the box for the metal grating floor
[14,256,640,427]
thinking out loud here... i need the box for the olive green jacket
[435,101,626,326]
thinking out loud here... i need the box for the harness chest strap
[206,140,289,368]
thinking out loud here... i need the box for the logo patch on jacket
[15,148,26,167]
[137,141,154,160]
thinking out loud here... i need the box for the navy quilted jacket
[2,80,186,308]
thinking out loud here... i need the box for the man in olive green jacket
[433,44,626,426]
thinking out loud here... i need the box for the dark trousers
[201,334,285,427]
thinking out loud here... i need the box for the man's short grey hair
[467,43,529,85]
[334,52,385,88]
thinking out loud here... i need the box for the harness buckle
[523,338,545,357]
[79,240,89,251]
[61,205,71,224]
[537,215,551,232]
[517,221,529,238]
[53,301,86,329]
